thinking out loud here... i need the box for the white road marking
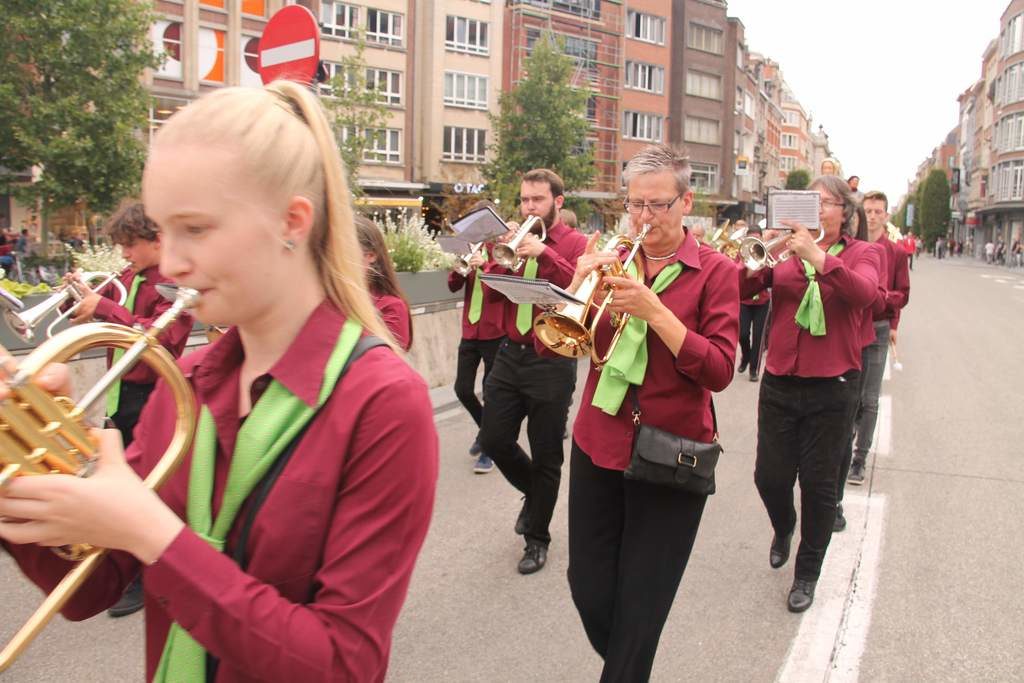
[980,274,994,278]
[995,278,1009,284]
[872,396,891,458]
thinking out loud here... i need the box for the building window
[150,20,183,79]
[444,72,488,109]
[242,0,266,16]
[149,96,189,144]
[684,116,719,145]
[322,2,358,39]
[626,11,666,45]
[446,16,489,55]
[780,156,796,171]
[623,111,663,142]
[690,163,718,194]
[625,62,665,94]
[318,61,349,96]
[443,126,487,163]
[563,35,598,73]
[686,70,721,100]
[688,23,723,55]
[784,110,800,127]
[1005,13,1024,57]
[586,95,597,122]
[199,28,225,83]
[744,91,755,117]
[366,9,402,47]
[240,36,261,87]
[367,68,402,106]
[781,133,798,149]
[552,0,600,18]
[347,128,401,164]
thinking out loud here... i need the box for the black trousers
[480,339,576,546]
[754,371,859,581]
[110,382,155,448]
[454,337,503,428]
[567,443,707,683]
[738,303,769,373]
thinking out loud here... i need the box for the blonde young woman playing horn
[0,81,439,682]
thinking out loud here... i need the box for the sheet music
[767,190,820,230]
[451,206,510,243]
[437,235,472,255]
[479,274,586,306]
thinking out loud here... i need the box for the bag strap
[629,385,718,442]
[231,335,388,571]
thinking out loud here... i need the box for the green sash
[514,257,539,334]
[106,273,144,417]
[794,243,845,336]
[591,262,683,415]
[153,319,362,682]
[467,247,488,324]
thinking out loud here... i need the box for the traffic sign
[259,5,320,85]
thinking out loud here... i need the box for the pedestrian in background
[356,214,413,351]
[560,208,579,230]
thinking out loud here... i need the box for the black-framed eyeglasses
[622,195,682,215]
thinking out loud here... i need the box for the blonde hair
[152,80,396,349]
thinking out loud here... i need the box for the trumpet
[738,225,826,271]
[493,215,547,271]
[533,224,651,366]
[4,271,129,342]
[708,223,748,260]
[452,242,486,277]
[0,284,199,673]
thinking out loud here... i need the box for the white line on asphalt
[873,396,891,459]
[828,495,887,683]
[995,278,1009,284]
[980,274,994,278]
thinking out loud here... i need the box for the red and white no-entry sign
[259,5,320,85]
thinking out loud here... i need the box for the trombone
[4,271,129,342]
[452,242,486,277]
[493,215,547,271]
[0,284,199,673]
[738,225,826,271]
[533,224,652,367]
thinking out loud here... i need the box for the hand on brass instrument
[69,290,101,325]
[516,232,546,259]
[500,223,519,243]
[602,275,665,323]
[780,220,820,261]
[763,228,781,241]
[467,252,486,270]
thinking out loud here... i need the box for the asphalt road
[2,255,1022,682]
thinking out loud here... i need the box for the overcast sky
[727,0,1010,206]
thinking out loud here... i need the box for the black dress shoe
[848,461,865,485]
[108,576,144,618]
[749,371,759,382]
[738,359,749,374]
[787,579,817,613]
[514,498,529,536]
[770,531,793,569]
[834,503,847,533]
[517,541,547,574]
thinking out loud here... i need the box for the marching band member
[566,144,739,681]
[743,174,882,612]
[479,168,586,575]
[734,220,771,383]
[67,200,193,617]
[448,201,505,474]
[355,214,413,351]
[0,81,438,682]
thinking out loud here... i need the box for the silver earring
[283,239,296,251]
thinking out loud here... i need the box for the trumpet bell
[533,307,593,359]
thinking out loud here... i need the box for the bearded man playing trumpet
[562,144,738,682]
[63,200,193,617]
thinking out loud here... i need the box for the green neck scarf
[794,242,845,336]
[154,319,362,683]
[467,247,488,325]
[106,273,144,417]
[514,257,539,335]
[591,262,683,415]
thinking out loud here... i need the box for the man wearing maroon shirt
[845,191,910,486]
[479,169,587,574]
[69,201,193,617]
[743,175,882,613]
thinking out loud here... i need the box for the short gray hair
[622,144,692,195]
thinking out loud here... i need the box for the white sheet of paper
[437,235,472,255]
[479,274,586,306]
[767,190,821,230]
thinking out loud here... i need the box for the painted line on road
[873,396,891,459]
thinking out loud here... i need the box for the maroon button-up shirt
[875,234,911,329]
[574,234,739,471]
[94,265,193,385]
[447,251,505,341]
[740,235,882,377]
[373,292,412,351]
[487,221,587,345]
[4,301,438,682]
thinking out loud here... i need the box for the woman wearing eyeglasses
[564,144,738,682]
[742,174,882,613]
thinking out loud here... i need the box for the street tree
[0,0,159,248]
[482,32,594,215]
[785,169,811,190]
[321,34,390,197]
[919,169,951,248]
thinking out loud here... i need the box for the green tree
[321,34,391,196]
[785,169,811,190]
[482,32,595,212]
[0,0,159,250]
[919,169,951,248]
[910,185,923,235]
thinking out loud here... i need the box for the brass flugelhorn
[493,215,547,271]
[739,225,826,271]
[4,271,129,342]
[452,242,485,277]
[0,283,199,673]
